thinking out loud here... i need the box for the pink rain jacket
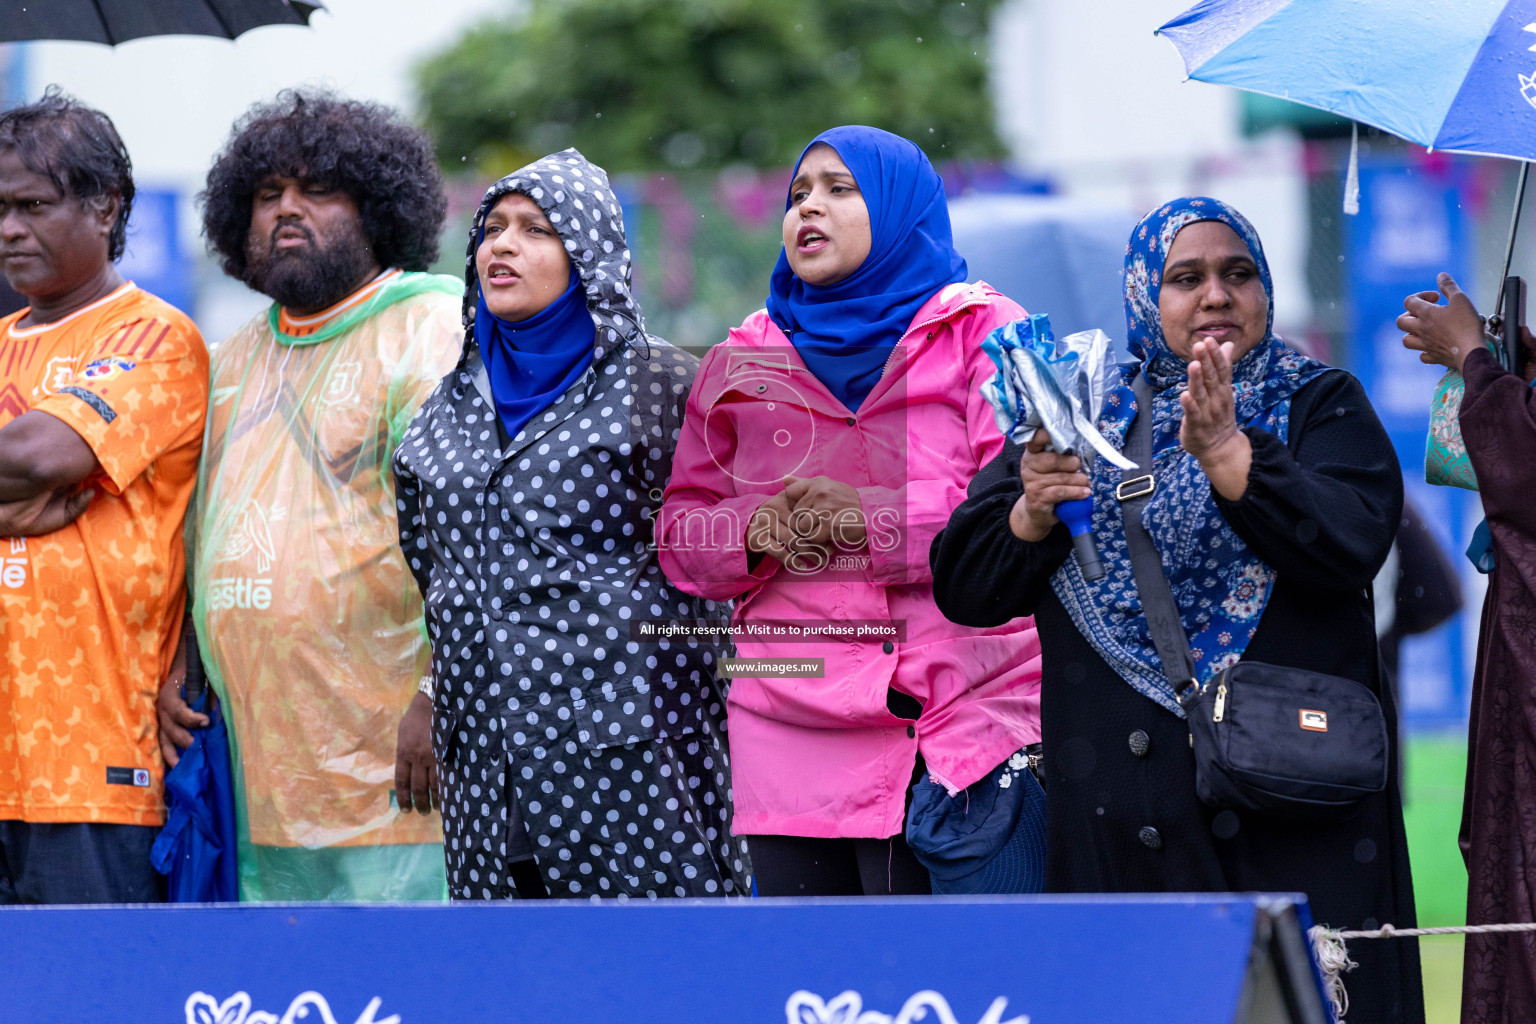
[658,282,1042,840]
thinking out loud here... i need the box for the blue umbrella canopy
[1158,0,1536,162]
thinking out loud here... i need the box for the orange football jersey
[0,283,208,826]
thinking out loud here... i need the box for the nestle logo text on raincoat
[206,576,272,611]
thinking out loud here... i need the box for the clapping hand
[1180,338,1238,458]
[1180,338,1252,501]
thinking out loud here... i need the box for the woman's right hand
[1398,273,1484,374]
[1010,429,1091,542]
[747,491,796,562]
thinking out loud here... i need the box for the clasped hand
[748,475,866,564]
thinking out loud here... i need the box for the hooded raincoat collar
[464,148,647,373]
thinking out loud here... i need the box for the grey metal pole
[1494,161,1530,317]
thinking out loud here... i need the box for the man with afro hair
[161,90,459,901]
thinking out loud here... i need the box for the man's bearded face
[244,176,377,312]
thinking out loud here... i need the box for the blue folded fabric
[151,689,238,902]
[905,752,1046,895]
[1467,517,1496,574]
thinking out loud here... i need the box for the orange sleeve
[33,316,210,494]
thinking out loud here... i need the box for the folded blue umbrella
[151,687,238,902]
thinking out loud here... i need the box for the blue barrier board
[0,894,1324,1023]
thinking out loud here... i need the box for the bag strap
[1120,374,1198,694]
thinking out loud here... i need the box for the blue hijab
[465,150,644,444]
[766,125,968,411]
[1051,197,1334,716]
[475,261,596,441]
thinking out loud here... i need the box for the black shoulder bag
[1118,375,1388,822]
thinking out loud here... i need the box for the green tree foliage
[416,0,1005,173]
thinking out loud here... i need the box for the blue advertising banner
[1346,159,1482,730]
[0,895,1327,1023]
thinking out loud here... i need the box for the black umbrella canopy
[0,0,325,45]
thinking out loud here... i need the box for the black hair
[199,89,447,279]
[0,86,135,262]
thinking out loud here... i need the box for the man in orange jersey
[161,91,459,900]
[0,90,208,903]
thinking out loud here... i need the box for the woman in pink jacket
[658,126,1043,896]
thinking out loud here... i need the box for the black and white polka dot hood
[464,148,646,358]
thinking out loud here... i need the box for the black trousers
[748,687,931,897]
[0,822,165,904]
[747,833,931,896]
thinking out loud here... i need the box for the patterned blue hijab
[1051,197,1333,716]
[766,125,968,411]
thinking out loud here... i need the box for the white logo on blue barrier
[785,989,1029,1024]
[184,990,398,1024]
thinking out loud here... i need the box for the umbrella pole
[1494,161,1530,315]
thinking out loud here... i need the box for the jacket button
[1138,826,1162,850]
[517,747,531,760]
[882,641,894,654]
[846,416,856,426]
[756,384,767,393]
[1128,730,1150,758]
[491,605,505,621]
[906,725,916,739]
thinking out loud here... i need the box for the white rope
[1332,921,1536,939]
[1308,921,1536,1020]
[1308,925,1357,1021]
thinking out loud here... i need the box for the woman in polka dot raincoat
[392,149,751,900]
